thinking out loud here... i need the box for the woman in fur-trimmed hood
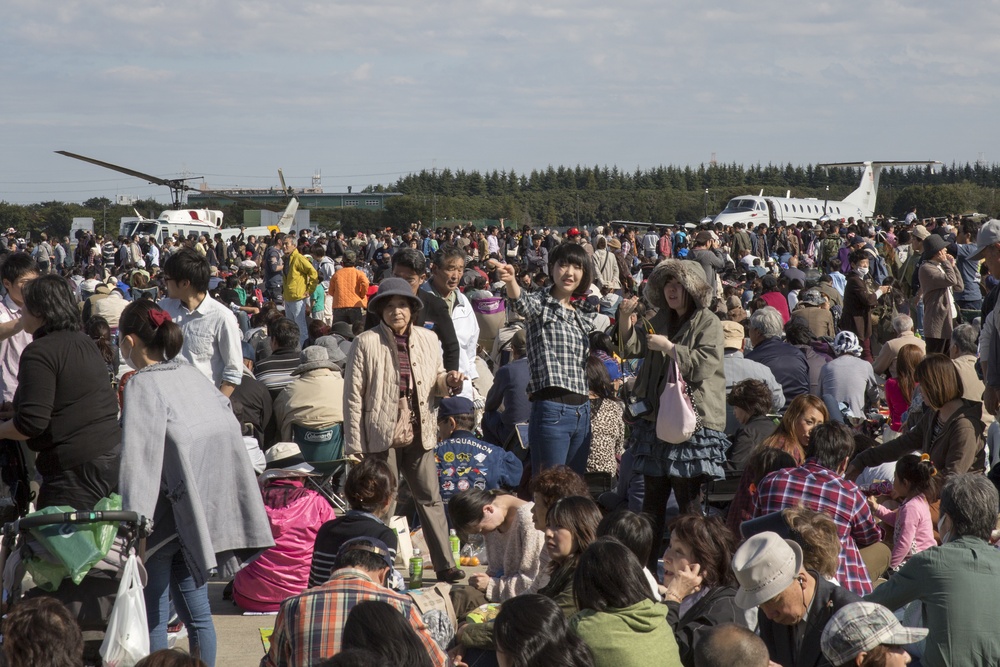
[618,259,729,570]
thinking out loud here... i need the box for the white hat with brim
[264,442,317,475]
[970,219,1000,261]
[732,531,804,609]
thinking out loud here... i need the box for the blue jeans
[144,540,217,666]
[528,399,591,474]
[284,297,310,347]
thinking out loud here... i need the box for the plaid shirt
[260,568,447,667]
[752,459,883,596]
[509,287,596,396]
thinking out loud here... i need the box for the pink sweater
[874,494,936,569]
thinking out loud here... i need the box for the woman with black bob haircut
[340,601,433,667]
[497,241,598,475]
[117,299,272,663]
[0,274,121,510]
[571,537,681,667]
[494,594,595,667]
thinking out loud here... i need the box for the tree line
[2,163,998,239]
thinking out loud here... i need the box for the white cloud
[0,0,998,202]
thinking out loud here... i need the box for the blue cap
[337,537,394,570]
[438,396,475,419]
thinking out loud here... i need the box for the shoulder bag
[655,358,699,444]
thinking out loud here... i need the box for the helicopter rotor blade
[55,151,201,190]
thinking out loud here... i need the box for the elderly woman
[849,353,985,480]
[866,474,1000,666]
[618,260,728,570]
[818,331,879,423]
[660,514,750,667]
[344,278,466,583]
[0,275,121,510]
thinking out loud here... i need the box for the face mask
[120,336,138,372]
[937,514,951,544]
[856,267,869,278]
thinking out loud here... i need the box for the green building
[187,191,401,211]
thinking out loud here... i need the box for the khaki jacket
[918,259,963,340]
[344,323,450,456]
[274,369,345,441]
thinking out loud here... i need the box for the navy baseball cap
[337,537,394,570]
[438,396,475,419]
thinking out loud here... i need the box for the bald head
[694,624,769,667]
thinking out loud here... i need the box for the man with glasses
[422,246,479,400]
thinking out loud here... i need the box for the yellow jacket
[282,250,318,302]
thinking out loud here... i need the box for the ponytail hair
[119,300,183,361]
[84,316,115,366]
[895,453,940,502]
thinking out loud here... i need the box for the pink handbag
[655,359,698,444]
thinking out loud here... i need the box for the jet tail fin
[819,161,941,219]
[277,197,299,230]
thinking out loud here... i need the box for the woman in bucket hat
[344,278,466,584]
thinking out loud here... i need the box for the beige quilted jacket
[343,323,451,456]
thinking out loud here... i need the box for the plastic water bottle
[409,549,424,589]
[450,529,461,564]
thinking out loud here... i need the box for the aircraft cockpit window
[725,199,756,212]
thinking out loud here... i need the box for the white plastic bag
[100,553,150,667]
[389,515,413,566]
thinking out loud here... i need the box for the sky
[2,0,999,205]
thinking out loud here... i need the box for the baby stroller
[0,508,150,666]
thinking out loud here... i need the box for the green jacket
[866,536,1000,667]
[621,307,726,433]
[571,599,682,667]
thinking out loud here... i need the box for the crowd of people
[0,211,999,667]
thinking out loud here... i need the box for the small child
[586,354,625,476]
[867,453,938,571]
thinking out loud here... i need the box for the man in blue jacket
[434,397,523,503]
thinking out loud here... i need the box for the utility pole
[704,189,709,218]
